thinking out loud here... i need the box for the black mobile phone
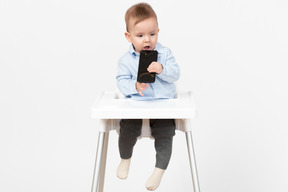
[137,50,158,83]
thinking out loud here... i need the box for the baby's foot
[116,159,131,179]
[145,167,165,191]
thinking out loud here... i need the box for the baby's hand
[136,82,149,96]
[147,62,163,74]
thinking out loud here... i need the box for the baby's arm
[116,61,139,97]
[156,48,180,83]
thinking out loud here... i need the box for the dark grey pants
[118,119,175,170]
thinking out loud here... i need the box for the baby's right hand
[136,82,149,96]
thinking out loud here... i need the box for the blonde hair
[125,2,158,32]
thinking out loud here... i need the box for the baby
[116,3,180,191]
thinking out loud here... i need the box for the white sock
[116,159,131,179]
[145,167,165,191]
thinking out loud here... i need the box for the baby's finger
[142,83,149,87]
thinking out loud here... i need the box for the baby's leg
[117,119,142,179]
[146,119,175,190]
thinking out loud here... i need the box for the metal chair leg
[91,131,106,192]
[91,119,110,192]
[186,131,201,192]
[98,132,109,192]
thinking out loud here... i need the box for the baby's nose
[144,35,150,42]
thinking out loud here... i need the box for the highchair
[90,91,200,192]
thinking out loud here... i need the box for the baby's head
[124,3,159,53]
[125,3,158,32]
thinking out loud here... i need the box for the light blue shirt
[116,42,180,100]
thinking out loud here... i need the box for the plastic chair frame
[90,91,201,192]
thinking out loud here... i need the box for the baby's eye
[137,34,143,37]
[150,33,155,36]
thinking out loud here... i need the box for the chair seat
[104,119,194,138]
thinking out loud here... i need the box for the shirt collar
[154,42,164,53]
[129,42,164,56]
[129,44,138,56]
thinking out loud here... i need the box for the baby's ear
[125,32,132,43]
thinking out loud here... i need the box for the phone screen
[137,50,158,83]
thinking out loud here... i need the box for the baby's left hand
[147,62,163,74]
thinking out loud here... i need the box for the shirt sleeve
[157,48,180,83]
[116,59,138,97]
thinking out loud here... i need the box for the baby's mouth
[143,46,150,50]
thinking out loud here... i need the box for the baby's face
[125,17,159,53]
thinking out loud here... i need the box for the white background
[1,0,288,192]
